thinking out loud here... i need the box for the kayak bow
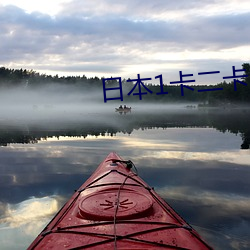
[28,152,213,249]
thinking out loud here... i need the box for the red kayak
[28,152,213,249]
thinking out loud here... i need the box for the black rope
[65,224,192,250]
[56,220,183,231]
[111,159,138,174]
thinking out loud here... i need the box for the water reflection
[0,111,250,249]
[0,196,62,250]
[1,196,59,228]
[0,107,250,149]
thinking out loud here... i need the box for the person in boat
[119,105,123,109]
[124,105,127,109]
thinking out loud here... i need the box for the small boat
[28,152,213,249]
[115,106,132,113]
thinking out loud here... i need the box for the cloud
[0,1,249,79]
[58,0,229,19]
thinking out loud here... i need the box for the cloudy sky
[0,0,250,84]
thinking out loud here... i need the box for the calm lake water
[0,105,250,249]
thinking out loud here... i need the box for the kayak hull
[28,152,212,249]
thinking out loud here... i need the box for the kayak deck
[28,152,213,249]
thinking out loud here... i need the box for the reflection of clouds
[43,135,118,142]
[117,127,243,152]
[157,186,250,249]
[4,128,246,171]
[157,186,250,216]
[121,139,184,150]
[118,129,189,151]
[194,223,250,250]
[153,150,250,166]
[0,196,59,230]
[0,196,62,250]
[0,202,7,218]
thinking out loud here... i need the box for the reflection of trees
[0,109,250,149]
[241,134,250,149]
[0,131,38,146]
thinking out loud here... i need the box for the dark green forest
[0,63,249,104]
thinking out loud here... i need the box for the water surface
[0,106,250,249]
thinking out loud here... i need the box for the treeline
[0,64,249,104]
[0,67,102,90]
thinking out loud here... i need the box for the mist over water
[0,85,110,122]
[2,83,248,122]
[0,84,200,126]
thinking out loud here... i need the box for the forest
[0,63,249,104]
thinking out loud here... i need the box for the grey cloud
[59,0,217,18]
[39,64,121,74]
[1,4,249,49]
[182,13,250,49]
[0,3,249,76]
